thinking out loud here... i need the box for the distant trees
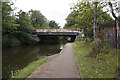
[28,9,47,28]
[28,10,61,29]
[41,22,49,28]
[2,2,60,47]
[49,20,60,28]
[65,11,78,28]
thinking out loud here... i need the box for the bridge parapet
[34,29,75,32]
[33,29,82,36]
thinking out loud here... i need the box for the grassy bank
[13,58,47,78]
[72,41,118,78]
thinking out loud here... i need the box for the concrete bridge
[33,29,80,42]
[33,29,79,36]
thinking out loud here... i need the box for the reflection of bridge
[33,29,79,36]
[33,29,80,42]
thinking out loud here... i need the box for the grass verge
[13,58,47,78]
[72,41,118,78]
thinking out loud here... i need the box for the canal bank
[2,43,65,79]
[13,48,62,79]
[27,43,80,78]
[13,58,47,78]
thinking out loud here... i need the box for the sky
[13,0,78,27]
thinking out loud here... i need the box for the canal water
[2,43,65,78]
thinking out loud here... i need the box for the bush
[2,35,21,47]
[9,37,21,47]
[2,35,9,47]
[99,39,111,54]
[85,38,112,59]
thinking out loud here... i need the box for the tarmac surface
[27,43,80,78]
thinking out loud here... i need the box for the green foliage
[2,2,63,47]
[2,3,40,47]
[88,38,112,58]
[65,11,78,28]
[41,22,49,28]
[2,35,21,47]
[16,11,40,44]
[28,9,61,29]
[2,2,20,47]
[65,1,113,38]
[72,41,118,78]
[17,11,33,32]
[49,20,60,28]
[2,2,19,34]
[28,9,47,28]
[98,39,111,54]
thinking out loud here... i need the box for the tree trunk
[116,18,120,49]
[93,2,98,53]
[109,2,120,49]
[109,2,120,78]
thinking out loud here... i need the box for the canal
[2,43,65,78]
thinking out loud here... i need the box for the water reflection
[2,43,63,78]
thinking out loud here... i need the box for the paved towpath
[27,43,80,78]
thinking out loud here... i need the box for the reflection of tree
[2,44,62,78]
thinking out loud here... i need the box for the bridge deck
[33,32,78,36]
[33,29,79,36]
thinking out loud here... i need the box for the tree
[2,2,20,47]
[49,20,60,28]
[65,1,112,38]
[108,1,120,49]
[28,9,47,28]
[41,22,49,28]
[2,3,41,47]
[93,2,98,52]
[16,10,39,44]
[2,2,19,35]
[65,11,78,28]
[65,1,114,53]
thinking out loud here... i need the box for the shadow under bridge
[33,29,79,42]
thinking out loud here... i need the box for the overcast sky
[14,0,78,27]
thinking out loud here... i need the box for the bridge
[33,29,79,36]
[33,29,80,42]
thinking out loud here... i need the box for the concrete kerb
[59,43,67,55]
[47,43,67,59]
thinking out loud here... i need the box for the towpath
[27,43,80,78]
